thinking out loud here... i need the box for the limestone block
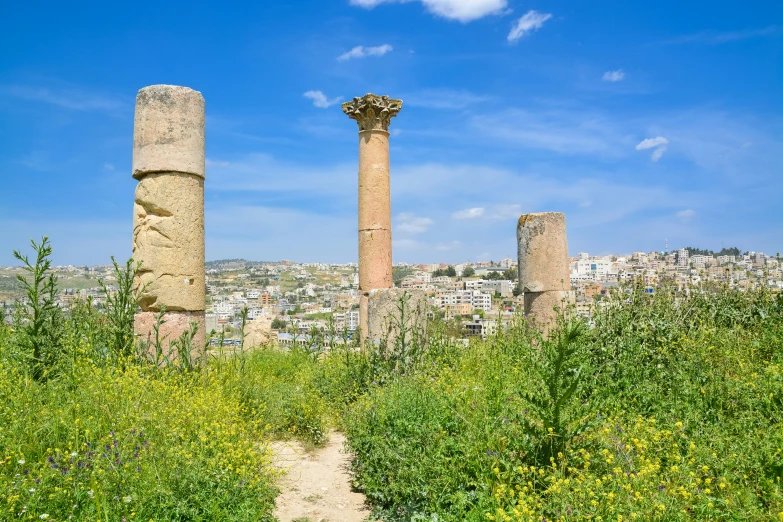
[132,85,205,179]
[359,293,369,337]
[133,172,205,311]
[366,288,428,345]
[523,290,574,332]
[244,318,273,348]
[517,212,570,293]
[358,229,393,290]
[358,130,391,231]
[134,310,206,362]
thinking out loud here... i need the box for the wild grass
[341,281,783,521]
[2,237,782,521]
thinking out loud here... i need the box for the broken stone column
[517,212,573,333]
[342,94,402,336]
[132,85,206,358]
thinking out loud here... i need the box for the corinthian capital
[342,93,403,132]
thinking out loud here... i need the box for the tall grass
[341,282,783,521]
[2,237,782,520]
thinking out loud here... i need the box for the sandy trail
[272,431,372,522]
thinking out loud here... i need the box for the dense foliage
[341,281,783,521]
[2,237,782,521]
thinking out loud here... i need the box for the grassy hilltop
[1,239,782,521]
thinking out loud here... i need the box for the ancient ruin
[517,212,573,333]
[132,85,206,354]
[342,94,402,336]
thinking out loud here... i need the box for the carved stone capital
[342,93,402,132]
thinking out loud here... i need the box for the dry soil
[272,431,372,522]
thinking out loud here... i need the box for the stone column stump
[517,212,573,334]
[132,85,206,359]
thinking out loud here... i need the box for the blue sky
[1,0,781,265]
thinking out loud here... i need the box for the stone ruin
[132,85,206,356]
[517,212,574,334]
[130,85,571,354]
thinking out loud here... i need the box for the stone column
[342,94,402,335]
[517,212,572,333]
[132,85,206,358]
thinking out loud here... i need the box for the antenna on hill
[665,239,668,254]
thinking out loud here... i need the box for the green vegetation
[393,265,415,286]
[340,282,783,521]
[434,265,457,277]
[2,237,782,521]
[683,246,742,257]
[484,268,517,280]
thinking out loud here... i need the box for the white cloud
[0,84,126,112]
[436,240,462,251]
[658,25,781,45]
[449,204,519,221]
[650,147,666,162]
[452,207,485,219]
[508,10,552,42]
[636,136,669,162]
[403,88,492,110]
[337,44,393,61]
[677,209,695,218]
[393,238,424,249]
[350,0,508,23]
[487,204,522,220]
[395,212,434,235]
[103,163,115,171]
[602,70,625,82]
[472,107,633,157]
[303,90,342,108]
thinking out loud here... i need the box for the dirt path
[271,431,372,522]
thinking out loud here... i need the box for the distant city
[2,247,781,343]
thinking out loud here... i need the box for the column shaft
[358,129,392,291]
[131,85,206,358]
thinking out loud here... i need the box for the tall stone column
[132,85,206,357]
[342,94,402,335]
[517,212,573,334]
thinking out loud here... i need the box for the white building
[677,248,689,267]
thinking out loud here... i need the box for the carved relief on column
[342,94,403,132]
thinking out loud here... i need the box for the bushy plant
[342,282,783,521]
[11,237,64,380]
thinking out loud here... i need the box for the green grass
[339,283,783,521]
[2,238,782,520]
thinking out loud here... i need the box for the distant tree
[717,247,741,257]
[392,266,415,286]
[512,286,522,297]
[462,266,475,277]
[271,317,287,330]
[446,266,457,277]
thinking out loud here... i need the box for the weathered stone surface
[244,318,273,348]
[366,288,428,345]
[517,212,570,293]
[342,94,402,132]
[133,172,205,311]
[132,85,205,179]
[358,130,391,232]
[358,229,393,291]
[359,293,369,338]
[134,310,206,362]
[523,290,574,335]
[344,92,401,300]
